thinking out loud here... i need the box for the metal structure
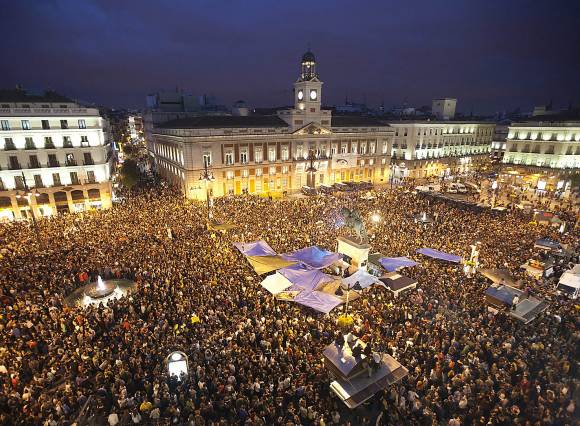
[199,161,215,221]
[340,207,368,243]
[15,172,40,243]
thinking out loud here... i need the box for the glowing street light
[199,161,215,221]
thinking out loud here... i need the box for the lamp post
[199,161,215,221]
[15,172,40,243]
[305,149,317,189]
[491,180,498,208]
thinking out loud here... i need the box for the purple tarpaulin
[379,257,418,272]
[416,248,461,263]
[278,264,334,292]
[294,290,343,314]
[282,246,341,270]
[234,241,276,257]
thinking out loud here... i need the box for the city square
[1,1,579,425]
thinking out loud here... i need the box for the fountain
[84,275,117,299]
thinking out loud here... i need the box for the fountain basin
[84,281,117,299]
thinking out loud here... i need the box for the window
[29,155,40,168]
[63,136,73,148]
[87,171,95,183]
[225,152,234,165]
[331,144,337,155]
[78,119,86,129]
[351,144,357,154]
[48,154,59,167]
[255,180,262,191]
[1,120,9,130]
[80,136,89,147]
[254,149,263,163]
[256,168,263,177]
[14,175,25,190]
[70,172,80,185]
[83,153,94,165]
[281,146,289,161]
[21,120,31,130]
[52,173,61,186]
[34,174,43,188]
[65,153,76,166]
[42,120,50,130]
[296,145,303,159]
[370,142,376,154]
[269,166,276,175]
[268,146,276,162]
[241,169,249,178]
[202,152,212,167]
[282,166,289,174]
[44,137,55,149]
[226,171,234,180]
[9,156,20,169]
[240,150,248,164]
[60,120,68,129]
[341,145,347,154]
[24,137,35,150]
[3,137,14,150]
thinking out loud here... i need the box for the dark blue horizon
[2,0,579,114]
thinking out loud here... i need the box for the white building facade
[0,92,112,221]
[388,121,494,180]
[501,121,580,191]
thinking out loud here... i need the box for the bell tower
[294,50,323,117]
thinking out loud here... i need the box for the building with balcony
[501,120,580,192]
[0,89,113,221]
[150,51,395,199]
[387,121,495,180]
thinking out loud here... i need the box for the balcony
[44,142,56,149]
[83,159,95,165]
[24,142,36,150]
[48,161,60,167]
[4,142,16,151]
[65,160,78,167]
[63,142,73,148]
[70,178,80,185]
[27,162,41,169]
[9,162,22,170]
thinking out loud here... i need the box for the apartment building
[0,89,112,221]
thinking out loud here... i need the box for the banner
[331,153,359,169]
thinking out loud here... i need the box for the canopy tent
[246,255,297,275]
[479,268,521,288]
[559,265,580,289]
[417,248,461,263]
[534,237,561,251]
[379,256,418,272]
[260,273,293,295]
[379,273,418,296]
[485,285,519,307]
[282,246,341,270]
[341,269,381,290]
[234,241,276,257]
[278,264,334,292]
[294,290,343,314]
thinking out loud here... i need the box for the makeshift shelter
[417,248,461,263]
[534,237,561,252]
[557,264,580,299]
[379,273,418,296]
[294,290,343,314]
[485,284,548,324]
[479,269,521,288]
[234,241,276,257]
[246,255,296,275]
[341,269,381,290]
[379,256,418,272]
[282,246,341,269]
[278,264,334,292]
[260,273,293,295]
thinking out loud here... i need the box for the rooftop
[331,115,389,127]
[0,89,74,104]
[158,115,289,129]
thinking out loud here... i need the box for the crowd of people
[0,178,578,425]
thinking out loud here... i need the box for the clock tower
[294,50,322,114]
[278,50,330,131]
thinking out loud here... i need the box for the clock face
[297,90,304,100]
[310,89,317,100]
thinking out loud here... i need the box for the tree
[120,159,140,189]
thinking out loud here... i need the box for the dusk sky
[3,0,579,114]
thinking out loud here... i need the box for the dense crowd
[0,181,578,425]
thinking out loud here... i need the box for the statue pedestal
[337,237,370,270]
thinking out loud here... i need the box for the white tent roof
[260,273,293,295]
[341,269,381,289]
[559,266,580,289]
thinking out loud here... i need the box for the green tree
[120,159,140,189]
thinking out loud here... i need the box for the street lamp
[199,161,215,221]
[491,180,498,208]
[305,149,317,189]
[15,172,41,243]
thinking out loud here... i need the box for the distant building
[150,51,394,199]
[0,89,112,221]
[335,101,367,114]
[501,119,580,192]
[128,114,144,142]
[432,98,457,120]
[491,123,509,162]
[387,121,494,180]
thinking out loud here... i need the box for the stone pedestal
[337,236,370,270]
